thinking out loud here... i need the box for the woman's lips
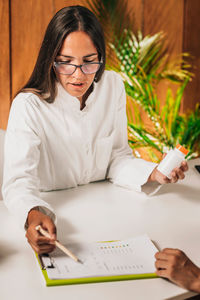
[69,82,85,89]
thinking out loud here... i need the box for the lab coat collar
[56,81,97,112]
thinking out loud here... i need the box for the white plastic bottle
[157,144,189,178]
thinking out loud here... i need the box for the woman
[2,6,188,254]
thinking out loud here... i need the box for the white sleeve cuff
[141,181,162,196]
[24,205,56,230]
[109,158,158,194]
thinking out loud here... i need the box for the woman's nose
[72,66,84,78]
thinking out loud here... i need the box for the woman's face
[55,31,99,102]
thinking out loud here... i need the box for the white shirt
[2,71,158,228]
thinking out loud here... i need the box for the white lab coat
[2,71,159,228]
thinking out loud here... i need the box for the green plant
[110,30,199,161]
[87,0,200,161]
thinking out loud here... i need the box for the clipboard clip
[38,253,56,270]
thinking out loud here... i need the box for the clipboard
[35,235,158,286]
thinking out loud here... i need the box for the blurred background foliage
[87,0,200,162]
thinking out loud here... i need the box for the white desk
[0,159,200,300]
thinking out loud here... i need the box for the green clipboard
[35,238,158,286]
[36,254,157,286]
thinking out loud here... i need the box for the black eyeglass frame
[53,61,103,75]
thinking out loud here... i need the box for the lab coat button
[85,144,89,153]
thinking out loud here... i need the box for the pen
[35,225,81,263]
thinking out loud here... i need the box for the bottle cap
[176,144,189,155]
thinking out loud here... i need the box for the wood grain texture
[143,0,184,112]
[127,0,143,32]
[143,0,184,56]
[183,0,200,111]
[0,0,10,129]
[11,0,53,98]
[11,0,88,99]
[1,0,200,130]
[54,0,87,13]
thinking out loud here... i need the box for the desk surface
[0,159,200,300]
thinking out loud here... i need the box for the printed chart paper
[40,235,157,280]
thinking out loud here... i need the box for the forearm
[3,183,55,229]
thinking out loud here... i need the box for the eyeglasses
[53,61,102,75]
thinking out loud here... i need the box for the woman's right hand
[26,208,57,254]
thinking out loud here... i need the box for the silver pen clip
[38,253,55,270]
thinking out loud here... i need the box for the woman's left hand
[148,160,188,184]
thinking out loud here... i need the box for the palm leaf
[86,0,136,65]
[181,104,200,151]
[88,0,199,161]
[128,123,163,153]
[110,30,191,83]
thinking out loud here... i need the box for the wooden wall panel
[143,0,184,110]
[11,0,88,100]
[143,0,184,56]
[0,0,200,130]
[127,0,143,32]
[11,0,54,98]
[183,0,200,112]
[0,0,10,129]
[54,0,87,13]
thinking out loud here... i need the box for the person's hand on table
[148,158,188,184]
[26,209,57,254]
[155,248,200,293]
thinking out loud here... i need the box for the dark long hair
[19,6,106,102]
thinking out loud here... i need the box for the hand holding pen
[26,208,57,254]
[26,208,80,262]
[35,225,80,263]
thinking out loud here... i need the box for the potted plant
[87,0,200,162]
